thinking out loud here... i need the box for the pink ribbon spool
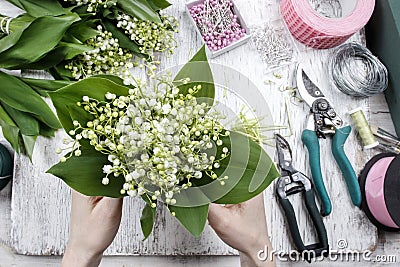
[365,156,399,229]
[280,0,375,49]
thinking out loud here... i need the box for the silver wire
[330,42,388,97]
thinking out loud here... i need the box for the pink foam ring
[365,156,399,229]
[280,0,375,49]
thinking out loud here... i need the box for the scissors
[296,64,361,216]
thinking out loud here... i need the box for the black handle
[279,197,307,251]
[303,190,329,256]
[279,189,329,262]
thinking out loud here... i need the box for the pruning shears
[275,134,329,262]
[296,64,361,216]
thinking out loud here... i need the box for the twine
[0,17,13,34]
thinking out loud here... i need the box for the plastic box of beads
[186,0,251,58]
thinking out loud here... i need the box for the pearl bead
[189,0,245,51]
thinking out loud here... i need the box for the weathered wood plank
[2,0,380,259]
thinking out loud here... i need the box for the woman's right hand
[208,193,276,267]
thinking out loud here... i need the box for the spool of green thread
[349,107,379,149]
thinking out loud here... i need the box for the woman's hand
[208,193,275,267]
[62,190,123,267]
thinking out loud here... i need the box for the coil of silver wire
[330,42,388,97]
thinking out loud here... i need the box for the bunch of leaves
[0,4,87,156]
[2,0,176,74]
[0,0,175,156]
[47,46,280,238]
[0,71,72,159]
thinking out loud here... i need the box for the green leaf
[0,102,38,159]
[5,0,66,17]
[140,203,156,240]
[168,204,209,238]
[207,132,279,204]
[92,74,134,88]
[38,122,56,137]
[0,71,61,130]
[147,0,172,11]
[18,42,93,70]
[0,105,20,153]
[1,102,40,136]
[174,45,215,107]
[47,146,125,198]
[49,64,75,81]
[21,134,36,160]
[0,13,80,69]
[63,19,99,43]
[20,77,72,96]
[0,14,35,53]
[48,77,130,133]
[0,123,20,153]
[117,0,161,23]
[103,19,143,56]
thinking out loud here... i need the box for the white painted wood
[2,0,396,264]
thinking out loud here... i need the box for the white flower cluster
[65,76,229,208]
[116,12,178,56]
[64,0,116,13]
[65,25,135,81]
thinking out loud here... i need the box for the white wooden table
[1,0,399,266]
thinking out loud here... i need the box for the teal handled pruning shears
[296,64,361,216]
[275,134,329,262]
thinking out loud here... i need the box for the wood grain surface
[1,0,397,265]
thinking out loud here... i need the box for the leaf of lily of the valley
[174,45,215,107]
[47,146,125,198]
[48,76,130,133]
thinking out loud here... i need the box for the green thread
[349,108,379,149]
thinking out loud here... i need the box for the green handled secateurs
[296,64,361,216]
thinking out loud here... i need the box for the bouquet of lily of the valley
[0,0,178,157]
[47,47,279,238]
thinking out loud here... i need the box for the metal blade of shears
[296,64,325,107]
[275,134,296,176]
